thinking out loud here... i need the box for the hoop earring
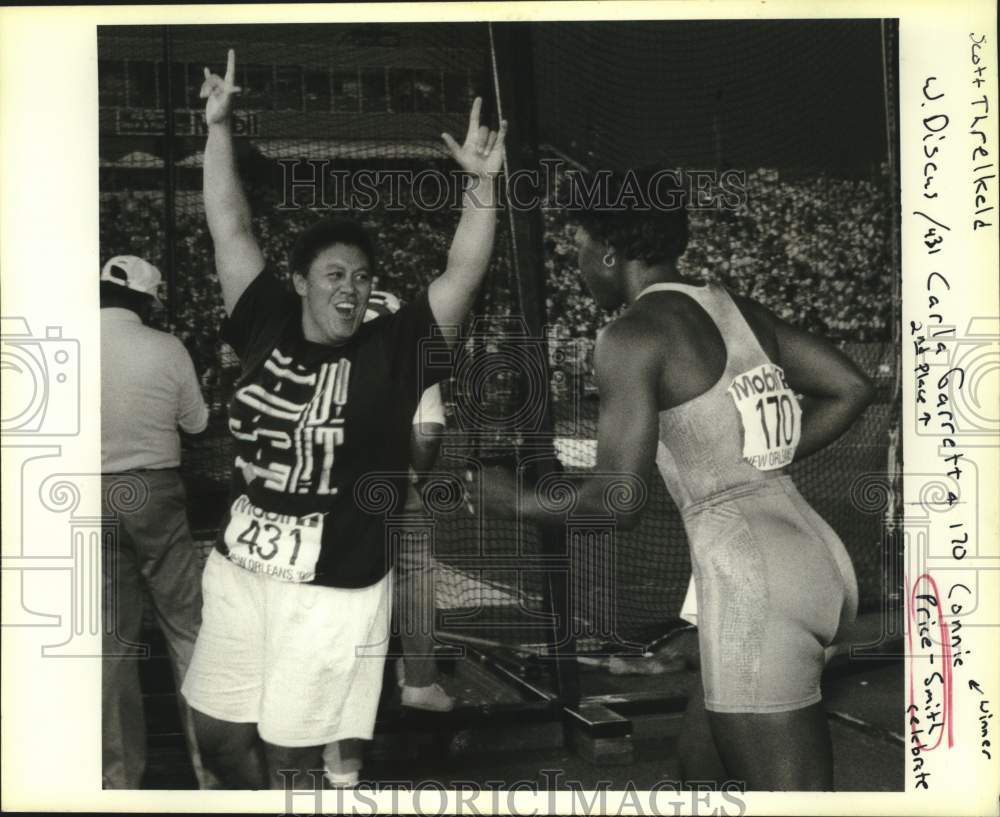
[602,251,615,268]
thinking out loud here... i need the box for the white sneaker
[324,769,359,788]
[400,682,455,712]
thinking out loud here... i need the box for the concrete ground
[139,625,903,792]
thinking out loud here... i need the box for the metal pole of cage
[488,21,581,707]
[881,19,905,620]
[162,26,179,327]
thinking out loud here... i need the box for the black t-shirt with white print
[215,268,450,588]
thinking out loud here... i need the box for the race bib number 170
[727,363,802,471]
[223,495,324,582]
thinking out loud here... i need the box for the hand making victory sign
[200,48,242,126]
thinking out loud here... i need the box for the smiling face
[293,243,373,345]
[574,225,624,311]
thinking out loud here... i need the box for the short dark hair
[289,217,376,278]
[99,280,155,322]
[570,167,689,266]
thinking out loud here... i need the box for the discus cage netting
[98,21,902,686]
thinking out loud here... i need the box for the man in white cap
[100,255,213,788]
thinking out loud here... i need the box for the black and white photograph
[1,3,997,815]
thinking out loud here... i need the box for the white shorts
[181,549,391,747]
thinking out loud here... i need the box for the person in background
[100,254,214,789]
[321,290,455,789]
[365,290,456,713]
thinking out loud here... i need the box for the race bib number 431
[727,363,802,471]
[223,494,324,582]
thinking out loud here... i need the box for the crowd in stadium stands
[100,164,893,395]
[543,167,894,341]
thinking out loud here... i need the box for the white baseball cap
[100,255,162,303]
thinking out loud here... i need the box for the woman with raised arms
[181,49,506,789]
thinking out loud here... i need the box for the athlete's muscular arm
[480,319,656,531]
[584,319,660,528]
[770,313,876,460]
[200,49,265,315]
[410,422,444,475]
[428,98,507,343]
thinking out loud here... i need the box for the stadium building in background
[98,24,484,199]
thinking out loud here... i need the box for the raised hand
[200,49,242,127]
[441,97,508,181]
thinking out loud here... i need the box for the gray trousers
[101,470,214,789]
[393,517,439,688]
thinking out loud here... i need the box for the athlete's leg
[676,675,727,786]
[322,739,364,786]
[191,709,266,789]
[260,574,391,783]
[696,490,840,790]
[706,703,833,791]
[181,551,266,788]
[264,742,324,790]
